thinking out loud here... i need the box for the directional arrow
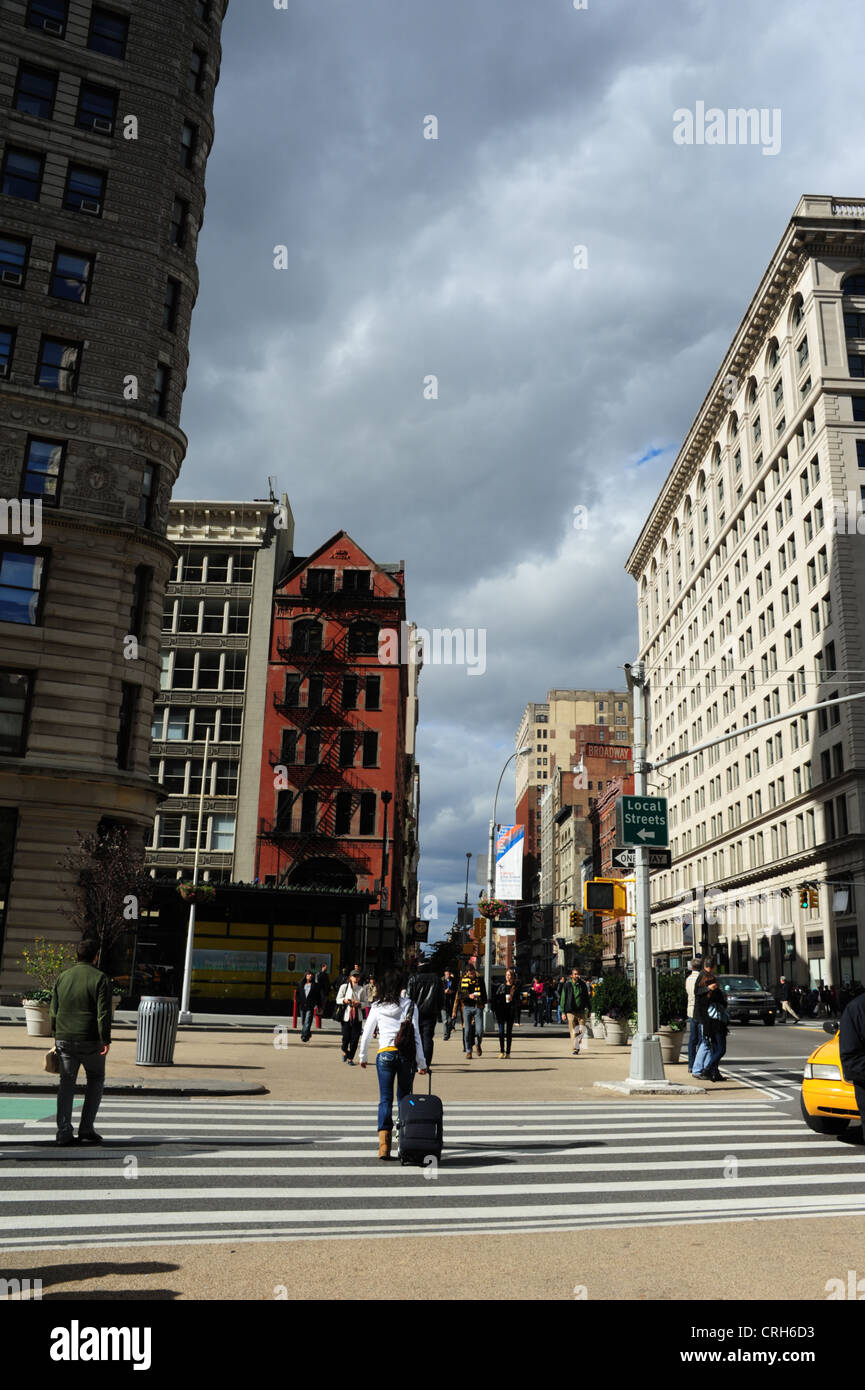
[637,829,655,841]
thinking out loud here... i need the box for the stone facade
[0,0,227,992]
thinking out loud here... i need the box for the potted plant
[177,880,216,904]
[19,939,77,1036]
[111,984,124,1015]
[657,971,688,1063]
[591,973,638,1045]
[477,893,506,920]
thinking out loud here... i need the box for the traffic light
[584,879,629,917]
[809,888,819,910]
[569,909,577,930]
[799,887,809,910]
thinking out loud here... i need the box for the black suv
[715,974,777,1025]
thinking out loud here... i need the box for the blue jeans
[687,1017,702,1071]
[463,1005,484,1052]
[376,1049,414,1131]
[300,1008,315,1041]
[693,1031,726,1077]
[56,1040,106,1137]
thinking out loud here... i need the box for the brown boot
[378,1129,391,1160]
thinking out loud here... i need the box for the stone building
[627,195,865,992]
[0,0,227,992]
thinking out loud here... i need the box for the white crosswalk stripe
[0,1098,861,1249]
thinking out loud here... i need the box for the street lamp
[376,789,393,970]
[462,852,472,934]
[484,741,532,1029]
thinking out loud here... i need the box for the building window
[342,675,358,710]
[0,327,15,379]
[117,682,137,769]
[339,731,355,767]
[292,619,322,655]
[50,248,94,303]
[300,791,317,834]
[362,732,379,767]
[334,791,352,836]
[36,335,81,392]
[304,730,320,766]
[63,164,106,214]
[188,48,206,93]
[342,569,371,594]
[348,621,379,655]
[0,670,32,755]
[1,148,44,201]
[22,436,64,503]
[0,235,29,288]
[14,63,58,120]
[0,806,18,940]
[76,81,118,135]
[26,0,68,37]
[162,276,180,331]
[304,568,334,596]
[0,549,46,626]
[127,565,151,640]
[195,1,212,22]
[170,197,189,247]
[151,363,170,417]
[365,675,381,710]
[180,120,198,169]
[359,792,376,835]
[137,461,156,527]
[88,7,129,59]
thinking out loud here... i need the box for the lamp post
[377,789,392,970]
[179,728,210,1026]
[484,741,531,1030]
[462,852,472,936]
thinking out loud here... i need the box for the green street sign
[616,795,669,848]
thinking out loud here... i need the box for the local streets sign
[612,846,672,871]
[616,795,669,848]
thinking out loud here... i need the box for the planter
[589,1012,604,1039]
[178,886,215,904]
[111,996,120,1015]
[658,1025,686,1064]
[602,1015,629,1046]
[22,1001,51,1037]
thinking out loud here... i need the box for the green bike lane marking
[0,1098,81,1121]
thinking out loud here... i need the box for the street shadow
[46,1289,180,1300]
[36,1259,177,1288]
[835,1127,865,1147]
[448,1139,606,1153]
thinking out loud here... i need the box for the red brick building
[255,532,415,967]
[590,774,634,971]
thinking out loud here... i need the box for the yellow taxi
[800,1022,862,1134]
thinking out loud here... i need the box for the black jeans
[56,1040,106,1137]
[419,1015,436,1067]
[341,1016,361,1059]
[497,1013,514,1054]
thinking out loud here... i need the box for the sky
[179,0,865,940]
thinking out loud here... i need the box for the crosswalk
[718,1066,805,1101]
[0,1097,862,1250]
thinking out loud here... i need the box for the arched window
[348,620,379,656]
[292,619,322,655]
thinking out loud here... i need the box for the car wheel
[799,1093,851,1135]
[763,1016,775,1026]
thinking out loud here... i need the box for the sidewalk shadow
[29,1259,180,1300]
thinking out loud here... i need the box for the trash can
[135,995,180,1066]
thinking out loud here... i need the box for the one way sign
[611,846,672,871]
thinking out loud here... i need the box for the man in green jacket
[50,939,111,1145]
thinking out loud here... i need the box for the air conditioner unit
[91,117,113,133]
[79,200,101,215]
[42,18,64,34]
[1,270,23,286]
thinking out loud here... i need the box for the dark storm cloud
[177,0,865,938]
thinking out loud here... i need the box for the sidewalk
[0,1017,761,1102]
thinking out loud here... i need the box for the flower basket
[477,896,506,920]
[177,882,216,904]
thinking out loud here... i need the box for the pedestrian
[692,973,729,1082]
[442,968,457,1040]
[316,964,332,1018]
[493,969,519,1057]
[357,968,427,1159]
[560,966,591,1056]
[777,976,800,1024]
[457,962,487,1058]
[838,985,865,1142]
[50,938,111,1145]
[295,970,321,1042]
[685,956,703,1073]
[336,969,364,1064]
[407,967,445,1067]
[530,975,545,1027]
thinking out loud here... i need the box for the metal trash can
[136,995,180,1066]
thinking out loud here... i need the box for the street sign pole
[628,662,665,1082]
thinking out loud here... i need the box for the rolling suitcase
[397,1071,443,1165]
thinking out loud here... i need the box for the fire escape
[257,572,395,889]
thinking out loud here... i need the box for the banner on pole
[494,824,524,900]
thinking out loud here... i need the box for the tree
[59,826,153,975]
[576,932,604,972]
[419,929,462,976]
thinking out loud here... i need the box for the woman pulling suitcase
[358,969,427,1159]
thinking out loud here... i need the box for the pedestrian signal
[584,879,628,917]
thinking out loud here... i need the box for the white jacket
[358,997,426,1070]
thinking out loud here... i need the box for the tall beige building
[147,496,293,886]
[0,0,227,992]
[627,195,865,990]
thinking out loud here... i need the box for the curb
[0,1076,269,1097]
